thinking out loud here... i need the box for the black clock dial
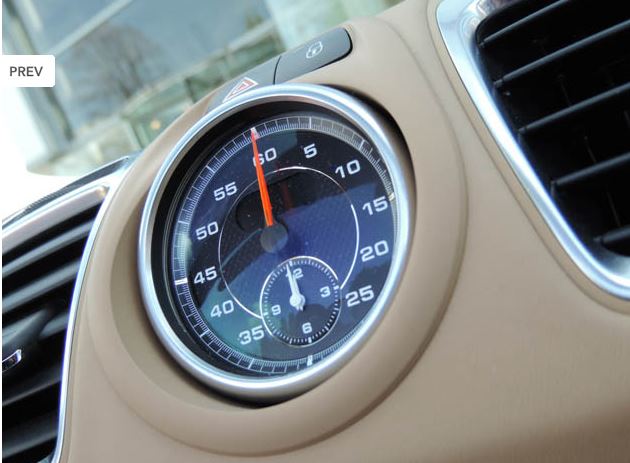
[167,113,396,374]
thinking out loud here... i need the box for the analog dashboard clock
[138,84,411,401]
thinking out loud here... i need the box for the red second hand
[251,128,274,227]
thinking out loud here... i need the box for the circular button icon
[306,41,323,59]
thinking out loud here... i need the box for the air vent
[2,191,104,463]
[475,0,630,256]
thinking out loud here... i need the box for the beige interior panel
[64,13,465,456]
[57,0,630,461]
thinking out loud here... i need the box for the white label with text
[1,55,56,87]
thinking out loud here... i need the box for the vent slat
[552,151,630,191]
[2,221,92,279]
[2,260,80,316]
[494,18,630,88]
[518,81,630,135]
[479,0,569,48]
[597,226,630,253]
[2,412,58,460]
[2,363,62,408]
[39,312,70,343]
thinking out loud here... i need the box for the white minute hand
[286,267,306,311]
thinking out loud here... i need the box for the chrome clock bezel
[138,83,412,401]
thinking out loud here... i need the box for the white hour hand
[286,267,306,311]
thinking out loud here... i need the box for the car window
[2,0,401,177]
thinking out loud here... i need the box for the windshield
[2,0,400,180]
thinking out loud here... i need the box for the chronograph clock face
[139,84,411,401]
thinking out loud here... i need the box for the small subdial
[260,256,341,346]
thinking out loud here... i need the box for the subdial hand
[286,266,306,311]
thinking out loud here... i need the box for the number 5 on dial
[303,143,317,158]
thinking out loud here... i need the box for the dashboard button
[208,56,279,111]
[275,28,352,83]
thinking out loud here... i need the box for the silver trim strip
[2,162,131,463]
[436,0,630,299]
[52,166,129,463]
[3,186,107,255]
[138,83,412,401]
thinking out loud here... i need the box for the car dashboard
[3,0,630,462]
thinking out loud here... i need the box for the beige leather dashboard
[57,0,630,461]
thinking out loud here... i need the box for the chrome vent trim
[3,187,107,256]
[436,0,630,300]
[47,161,130,463]
[2,159,132,463]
